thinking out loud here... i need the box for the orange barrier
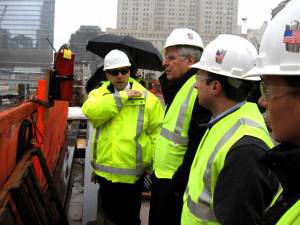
[0,100,68,187]
[0,102,37,187]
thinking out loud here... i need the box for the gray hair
[177,45,203,62]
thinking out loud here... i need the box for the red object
[54,51,75,101]
[36,80,46,144]
[0,101,68,188]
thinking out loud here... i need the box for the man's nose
[162,60,168,68]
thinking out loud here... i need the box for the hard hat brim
[103,62,131,71]
[243,65,300,78]
[191,62,260,81]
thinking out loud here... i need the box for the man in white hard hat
[149,28,212,225]
[243,0,300,224]
[82,49,164,225]
[181,35,279,225]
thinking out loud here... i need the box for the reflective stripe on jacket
[82,78,164,184]
[154,75,198,179]
[181,102,274,225]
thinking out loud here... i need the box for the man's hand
[126,90,142,99]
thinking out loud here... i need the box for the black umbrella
[86,34,164,71]
[85,64,107,94]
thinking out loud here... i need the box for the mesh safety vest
[154,75,198,179]
[82,78,163,184]
[181,102,274,225]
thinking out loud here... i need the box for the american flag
[187,32,193,40]
[283,30,300,44]
[215,50,227,64]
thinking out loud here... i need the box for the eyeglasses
[260,81,300,101]
[163,54,184,62]
[107,68,130,76]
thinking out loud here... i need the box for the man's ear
[187,54,196,65]
[210,80,223,96]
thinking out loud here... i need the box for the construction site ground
[66,158,150,225]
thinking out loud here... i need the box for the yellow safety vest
[181,102,273,225]
[82,78,164,184]
[154,75,198,179]
[275,198,300,225]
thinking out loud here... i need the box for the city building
[117,0,238,34]
[68,26,105,101]
[245,21,268,50]
[198,0,238,34]
[113,0,239,49]
[106,27,219,51]
[0,0,55,98]
[69,25,104,76]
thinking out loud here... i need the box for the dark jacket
[258,143,300,225]
[214,136,279,225]
[158,69,212,195]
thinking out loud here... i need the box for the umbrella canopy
[86,34,164,71]
[85,64,106,94]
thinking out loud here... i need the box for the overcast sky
[54,0,283,49]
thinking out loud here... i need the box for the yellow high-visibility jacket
[82,78,164,184]
[181,102,273,225]
[154,75,198,179]
[276,199,300,225]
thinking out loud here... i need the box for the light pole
[241,17,248,35]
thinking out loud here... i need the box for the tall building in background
[117,0,155,30]
[152,0,199,31]
[114,0,238,48]
[117,0,200,32]
[198,0,238,34]
[0,0,55,98]
[69,25,104,75]
[69,25,104,105]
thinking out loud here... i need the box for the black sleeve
[214,136,279,225]
[172,98,211,196]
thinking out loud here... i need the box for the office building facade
[114,0,238,50]
[116,0,238,35]
[0,0,55,96]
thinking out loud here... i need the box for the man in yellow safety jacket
[82,49,164,225]
[243,1,300,224]
[181,35,279,225]
[149,28,212,225]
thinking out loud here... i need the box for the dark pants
[97,176,143,225]
[149,173,183,225]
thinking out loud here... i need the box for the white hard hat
[191,34,259,81]
[103,49,131,71]
[243,0,300,78]
[164,28,204,50]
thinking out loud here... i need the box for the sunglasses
[107,68,130,76]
